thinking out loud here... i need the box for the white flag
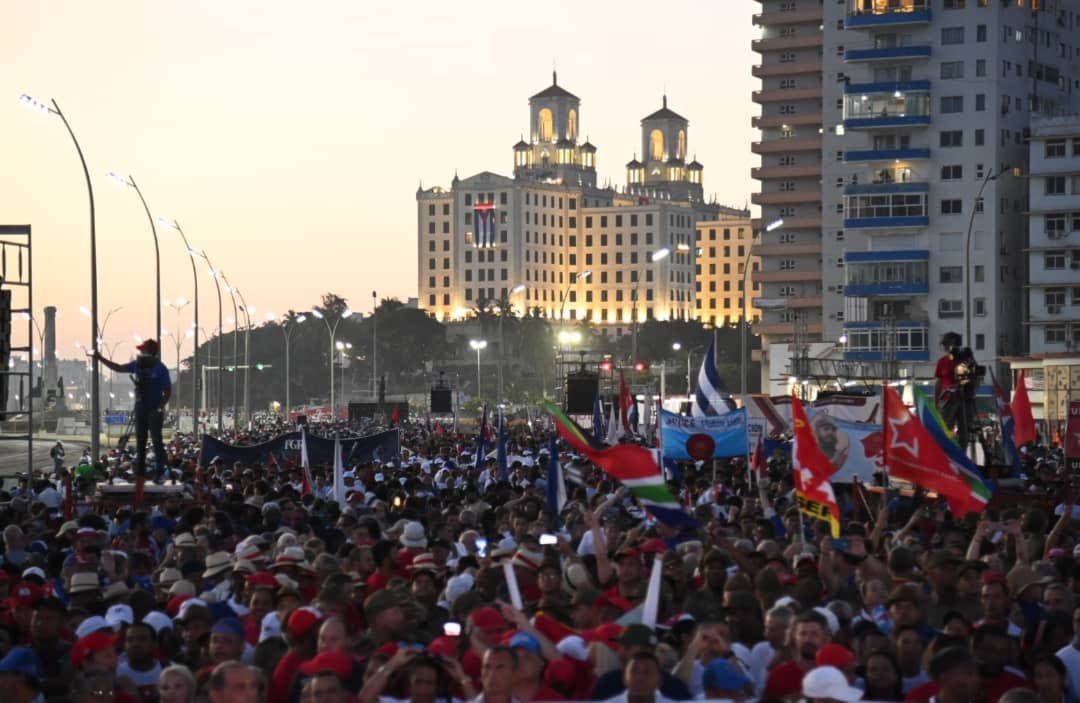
[333,437,348,510]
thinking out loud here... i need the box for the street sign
[105,412,128,426]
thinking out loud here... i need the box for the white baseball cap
[802,666,863,702]
[106,604,135,629]
[143,611,173,634]
[75,615,112,639]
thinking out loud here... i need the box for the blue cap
[210,616,245,637]
[703,659,750,691]
[508,631,541,656]
[0,647,43,681]
[28,541,48,554]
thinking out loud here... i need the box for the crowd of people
[0,414,1078,703]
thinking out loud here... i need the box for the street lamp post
[269,312,306,417]
[741,218,783,400]
[218,274,241,429]
[106,173,161,344]
[198,251,225,431]
[965,166,1008,350]
[336,341,353,409]
[166,298,190,425]
[235,295,252,427]
[311,308,353,417]
[158,218,200,435]
[499,283,528,408]
[22,94,102,459]
[469,339,488,401]
[631,249,670,384]
[371,291,377,401]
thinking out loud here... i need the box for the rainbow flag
[542,401,698,527]
[912,386,992,507]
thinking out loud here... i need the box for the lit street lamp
[631,248,670,383]
[741,218,783,400]
[106,172,161,344]
[157,218,201,434]
[20,93,102,461]
[469,339,488,401]
[311,307,353,417]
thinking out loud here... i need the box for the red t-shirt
[935,355,956,391]
[905,672,1030,703]
[366,571,390,595]
[269,650,307,703]
[764,660,806,699]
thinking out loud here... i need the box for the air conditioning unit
[1048,305,1062,314]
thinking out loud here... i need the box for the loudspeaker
[565,373,598,414]
[430,388,452,413]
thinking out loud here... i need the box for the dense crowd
[1,417,1078,703]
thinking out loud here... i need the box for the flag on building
[989,370,1023,474]
[300,428,314,496]
[790,395,841,537]
[1012,371,1036,446]
[592,396,605,439]
[912,386,993,505]
[885,386,988,516]
[546,432,566,525]
[543,400,698,527]
[693,336,737,416]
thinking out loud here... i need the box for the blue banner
[660,408,748,460]
[199,429,400,468]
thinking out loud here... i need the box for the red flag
[1012,371,1036,446]
[390,405,400,426]
[619,372,633,433]
[791,396,841,537]
[882,386,981,516]
[435,421,445,436]
[751,436,764,481]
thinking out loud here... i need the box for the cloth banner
[199,429,400,468]
[659,408,748,460]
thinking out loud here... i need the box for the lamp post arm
[128,176,161,344]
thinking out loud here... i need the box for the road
[0,437,87,478]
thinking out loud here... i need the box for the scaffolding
[0,225,33,475]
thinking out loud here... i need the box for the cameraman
[933,332,977,447]
[92,338,171,480]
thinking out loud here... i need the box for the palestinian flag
[912,386,992,507]
[543,400,698,527]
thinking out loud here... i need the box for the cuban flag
[474,203,496,248]
[693,336,737,416]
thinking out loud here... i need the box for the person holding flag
[790,394,842,538]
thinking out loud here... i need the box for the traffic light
[599,361,614,372]
[633,361,647,372]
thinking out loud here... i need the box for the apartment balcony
[843,181,928,197]
[752,61,822,78]
[753,113,822,130]
[786,296,824,309]
[841,321,931,362]
[844,45,931,62]
[753,270,822,283]
[752,215,822,229]
[753,6,823,26]
[843,250,929,297]
[751,163,822,180]
[843,183,928,229]
[751,190,822,205]
[752,242,822,257]
[750,137,821,154]
[757,321,824,337]
[845,2,931,29]
[844,147,930,162]
[752,35,823,53]
[753,86,823,104]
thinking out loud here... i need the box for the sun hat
[68,573,102,595]
[157,568,183,587]
[202,552,234,579]
[399,521,428,549]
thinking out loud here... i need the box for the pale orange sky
[1,1,757,362]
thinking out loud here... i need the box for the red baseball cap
[136,339,160,354]
[287,606,323,638]
[427,635,459,658]
[373,641,399,659]
[639,538,668,554]
[299,651,353,680]
[582,623,623,649]
[245,572,278,589]
[72,631,120,668]
[816,643,856,668]
[165,594,193,617]
[469,606,507,635]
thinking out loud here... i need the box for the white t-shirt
[747,641,775,696]
[1056,643,1080,701]
[117,658,164,689]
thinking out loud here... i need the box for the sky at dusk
[1,1,757,362]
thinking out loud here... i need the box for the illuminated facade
[695,212,759,328]
[417,74,727,334]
